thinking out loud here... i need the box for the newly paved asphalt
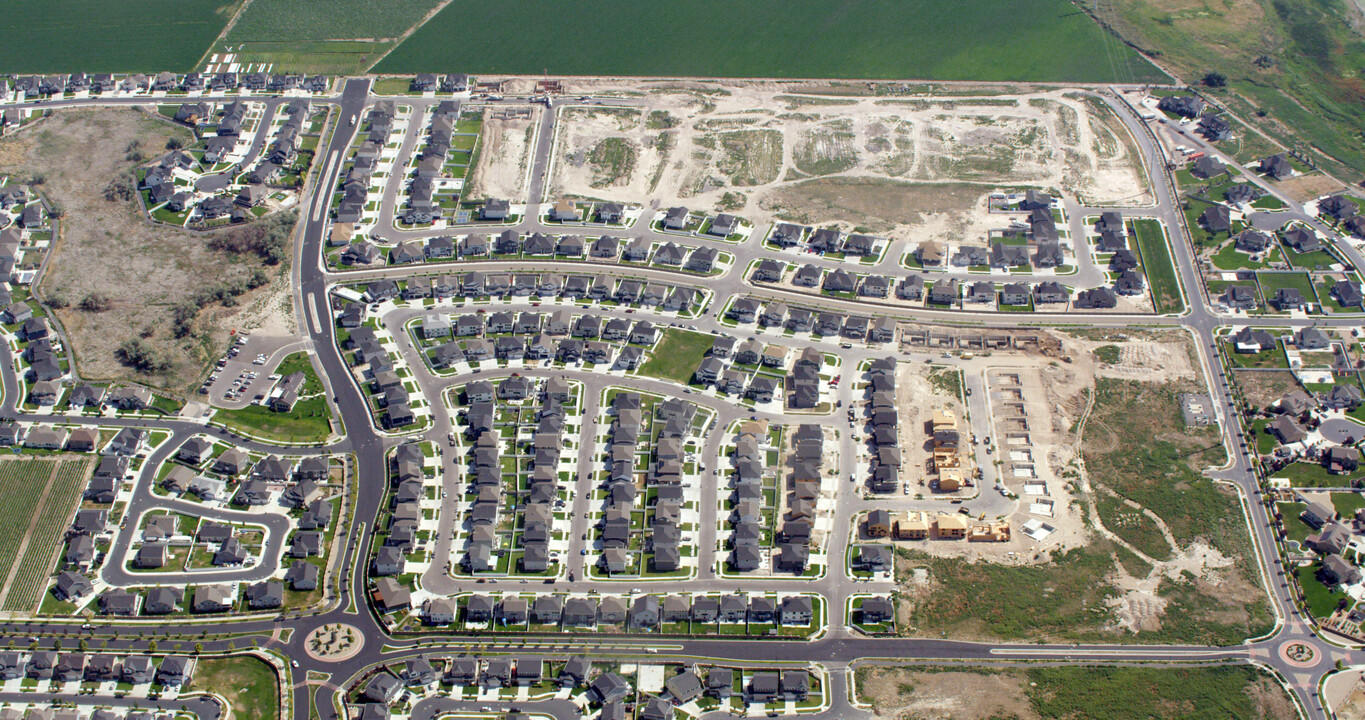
[0,80,1361,720]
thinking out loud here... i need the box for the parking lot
[201,334,306,409]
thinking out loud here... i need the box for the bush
[165,137,184,151]
[115,338,171,374]
[1202,71,1227,88]
[208,211,297,265]
[103,170,136,202]
[79,292,112,313]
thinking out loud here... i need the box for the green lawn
[636,329,715,384]
[1276,502,1314,545]
[1290,248,1341,272]
[0,0,230,72]
[1131,220,1183,314]
[375,0,1165,82]
[1296,565,1347,619]
[1257,272,1319,307]
[1272,460,1353,488]
[214,394,333,444]
[1211,241,1278,271]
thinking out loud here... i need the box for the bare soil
[0,108,290,392]
[467,108,537,200]
[857,666,1040,720]
[544,82,1149,236]
[1233,369,1300,410]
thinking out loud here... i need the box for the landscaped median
[1130,218,1184,315]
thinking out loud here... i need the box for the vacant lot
[856,665,1294,720]
[376,0,1164,82]
[0,0,232,73]
[900,359,1272,645]
[0,458,93,612]
[0,109,293,393]
[637,329,713,385]
[185,656,279,719]
[1082,377,1271,642]
[548,86,1146,236]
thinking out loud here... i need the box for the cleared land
[548,86,1149,239]
[0,0,233,73]
[855,665,1296,720]
[375,0,1164,83]
[898,334,1271,645]
[0,109,294,393]
[0,458,93,612]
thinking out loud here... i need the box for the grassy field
[184,656,279,719]
[1131,219,1184,314]
[375,0,1165,82]
[0,458,92,612]
[214,352,333,443]
[0,0,232,72]
[1107,0,1365,180]
[636,329,714,384]
[855,665,1295,720]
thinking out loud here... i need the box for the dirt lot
[545,81,1150,235]
[467,107,538,200]
[893,329,1269,643]
[0,109,293,393]
[856,666,1039,720]
[1233,369,1300,410]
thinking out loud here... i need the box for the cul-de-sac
[2,0,1365,718]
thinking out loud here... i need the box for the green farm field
[0,457,94,612]
[0,0,233,73]
[224,0,443,41]
[375,0,1167,82]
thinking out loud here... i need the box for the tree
[1202,72,1227,88]
[194,642,203,655]
[166,136,185,151]
[147,639,157,653]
